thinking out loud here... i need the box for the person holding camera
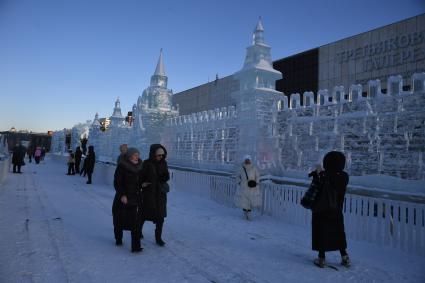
[301,151,350,268]
[235,155,261,220]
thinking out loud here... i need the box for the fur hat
[126,147,140,159]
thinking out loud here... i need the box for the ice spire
[154,48,166,76]
[252,17,265,45]
[112,97,123,117]
[92,112,101,127]
[150,49,168,88]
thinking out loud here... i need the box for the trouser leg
[114,227,123,241]
[318,250,325,259]
[131,229,142,252]
[155,221,165,246]
[17,165,21,173]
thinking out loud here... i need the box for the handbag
[312,176,338,212]
[243,167,257,188]
[159,182,170,193]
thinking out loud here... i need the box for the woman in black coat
[112,148,143,252]
[74,146,83,174]
[311,151,350,268]
[85,146,95,184]
[140,144,170,246]
[12,143,25,173]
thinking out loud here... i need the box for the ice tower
[131,49,178,157]
[232,18,284,170]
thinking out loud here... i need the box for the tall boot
[131,230,142,253]
[114,227,123,246]
[155,222,165,247]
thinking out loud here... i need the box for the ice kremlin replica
[51,19,425,181]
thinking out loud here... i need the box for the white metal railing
[170,169,425,256]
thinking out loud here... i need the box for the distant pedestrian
[75,146,83,174]
[85,146,95,184]
[34,147,42,164]
[80,156,87,177]
[12,142,25,173]
[41,147,46,161]
[67,152,76,175]
[301,151,350,268]
[234,155,261,220]
[140,144,170,247]
[27,146,33,163]
[116,144,128,164]
[113,147,143,252]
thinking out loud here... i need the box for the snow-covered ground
[0,158,424,283]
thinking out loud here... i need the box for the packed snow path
[1,158,424,283]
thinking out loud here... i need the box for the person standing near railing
[234,155,261,220]
[301,151,351,268]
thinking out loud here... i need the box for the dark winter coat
[75,147,83,163]
[312,151,349,252]
[12,145,25,166]
[140,144,170,223]
[112,158,143,231]
[85,147,95,173]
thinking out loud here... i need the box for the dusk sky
[1,0,424,132]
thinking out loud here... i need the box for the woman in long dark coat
[74,146,83,174]
[140,144,170,246]
[12,143,25,173]
[112,148,143,252]
[311,151,350,268]
[85,146,95,184]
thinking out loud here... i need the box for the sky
[0,0,424,133]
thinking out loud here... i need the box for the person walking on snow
[140,144,170,247]
[12,142,25,173]
[116,144,128,164]
[112,147,143,252]
[67,151,76,175]
[34,147,42,164]
[85,146,95,184]
[235,155,261,220]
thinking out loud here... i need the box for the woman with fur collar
[235,155,261,220]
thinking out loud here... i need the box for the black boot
[114,227,123,246]
[131,231,143,253]
[155,222,165,247]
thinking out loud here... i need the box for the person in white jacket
[235,155,261,220]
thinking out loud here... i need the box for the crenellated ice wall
[159,73,425,180]
[162,106,238,171]
[275,74,425,179]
